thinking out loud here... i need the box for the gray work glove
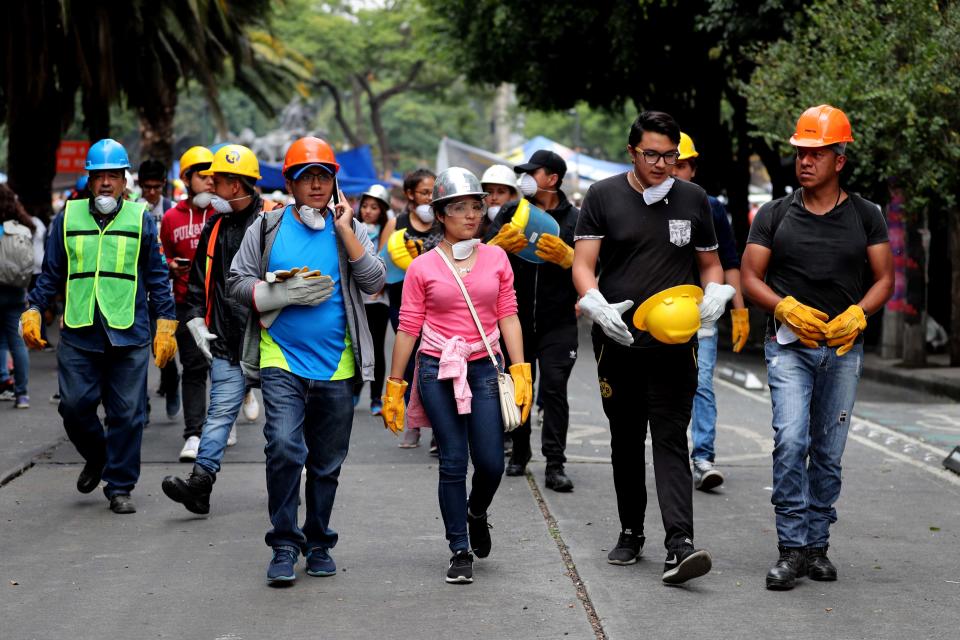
[253,272,334,313]
[578,288,634,346]
[186,317,217,363]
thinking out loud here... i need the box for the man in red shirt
[160,146,216,462]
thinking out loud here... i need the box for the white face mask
[518,173,538,198]
[192,192,213,209]
[210,195,234,214]
[414,204,435,225]
[364,222,379,235]
[94,195,120,214]
[486,205,501,221]
[298,205,327,230]
[447,237,480,260]
[642,176,675,205]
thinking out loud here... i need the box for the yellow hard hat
[678,132,699,161]
[209,144,262,180]
[178,146,215,179]
[633,285,703,344]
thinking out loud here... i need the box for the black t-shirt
[746,190,888,330]
[396,211,442,253]
[575,174,718,348]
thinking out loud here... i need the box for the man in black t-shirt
[742,105,893,591]
[573,111,730,586]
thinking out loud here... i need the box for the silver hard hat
[432,167,487,204]
[361,183,391,209]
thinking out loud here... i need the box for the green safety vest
[63,199,145,330]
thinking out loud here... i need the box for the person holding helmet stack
[160,146,217,461]
[673,132,749,492]
[353,183,392,415]
[22,138,177,514]
[228,136,385,586]
[382,167,531,584]
[160,143,274,515]
[485,150,580,493]
[742,105,893,590]
[572,112,733,585]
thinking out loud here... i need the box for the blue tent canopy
[258,145,388,195]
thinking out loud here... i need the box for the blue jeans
[0,304,29,395]
[261,367,354,552]
[58,340,149,497]
[765,340,864,548]
[690,332,718,462]
[417,353,505,553]
[195,357,246,475]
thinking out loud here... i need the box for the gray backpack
[0,220,34,288]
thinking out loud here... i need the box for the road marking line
[715,378,960,488]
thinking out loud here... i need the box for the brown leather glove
[534,233,574,268]
[487,223,528,254]
[825,305,866,356]
[774,296,829,348]
[731,308,749,353]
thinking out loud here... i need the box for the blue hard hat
[75,175,89,191]
[85,139,131,171]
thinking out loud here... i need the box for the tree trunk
[137,84,178,169]
[82,88,111,142]
[368,98,393,177]
[949,206,960,365]
[901,205,927,366]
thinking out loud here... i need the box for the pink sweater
[398,244,518,360]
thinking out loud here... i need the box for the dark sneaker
[766,545,807,590]
[305,548,336,577]
[467,511,492,558]
[692,459,724,491]
[165,387,181,419]
[662,541,712,585]
[77,461,104,494]
[446,550,474,584]
[503,435,513,458]
[545,466,574,492]
[267,546,299,585]
[109,494,136,514]
[161,465,215,515]
[607,530,644,565]
[370,400,383,416]
[806,546,837,582]
[14,395,30,409]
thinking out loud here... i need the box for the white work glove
[253,272,334,313]
[697,282,736,337]
[186,317,217,363]
[579,288,634,346]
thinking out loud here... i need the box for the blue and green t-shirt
[260,206,354,380]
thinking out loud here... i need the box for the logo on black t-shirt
[668,220,691,247]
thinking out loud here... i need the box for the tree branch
[317,78,362,148]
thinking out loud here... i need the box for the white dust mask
[94,195,120,214]
[298,205,327,230]
[414,204,435,225]
[192,192,213,209]
[518,173,538,198]
[486,205,501,221]
[642,176,675,205]
[210,196,234,213]
[448,238,480,260]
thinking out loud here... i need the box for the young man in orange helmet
[228,137,385,585]
[742,105,894,590]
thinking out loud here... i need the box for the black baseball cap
[514,149,567,179]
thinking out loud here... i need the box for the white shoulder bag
[435,248,522,432]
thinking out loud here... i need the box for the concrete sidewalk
[861,352,960,402]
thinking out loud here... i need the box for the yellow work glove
[774,296,829,349]
[381,377,408,435]
[487,223,528,254]
[508,363,533,424]
[19,309,47,350]
[405,235,424,259]
[534,233,574,269]
[154,318,179,368]
[731,308,750,353]
[825,305,866,357]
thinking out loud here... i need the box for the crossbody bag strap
[434,248,501,371]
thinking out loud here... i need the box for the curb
[0,436,67,488]
[860,365,960,402]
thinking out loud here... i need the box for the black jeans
[353,303,389,402]
[593,336,699,550]
[509,323,578,469]
[176,303,209,439]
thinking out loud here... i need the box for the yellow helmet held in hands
[633,285,703,344]
[209,144,262,180]
[678,132,699,161]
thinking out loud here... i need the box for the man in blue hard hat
[21,138,178,514]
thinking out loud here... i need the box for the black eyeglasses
[633,148,681,166]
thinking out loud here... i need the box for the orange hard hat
[282,136,340,177]
[789,104,854,147]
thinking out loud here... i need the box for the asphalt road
[2,322,959,639]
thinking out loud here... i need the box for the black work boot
[161,464,215,515]
[766,545,807,590]
[544,465,574,492]
[806,545,838,581]
[76,460,105,494]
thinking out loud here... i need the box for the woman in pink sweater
[383,167,532,585]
